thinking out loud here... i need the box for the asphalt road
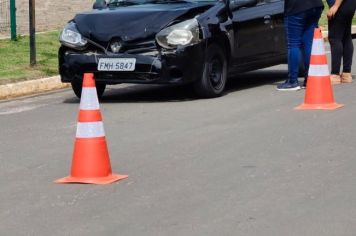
[1,42,356,236]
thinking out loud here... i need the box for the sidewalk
[1,26,356,100]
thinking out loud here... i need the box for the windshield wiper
[147,0,194,4]
[107,0,140,7]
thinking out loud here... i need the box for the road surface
[0,42,356,236]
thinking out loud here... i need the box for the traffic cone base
[295,102,344,110]
[55,174,128,185]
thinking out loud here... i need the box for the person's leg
[329,0,355,83]
[341,18,354,83]
[302,7,323,82]
[278,13,304,90]
[328,21,343,75]
[339,14,354,82]
[341,14,354,73]
[328,10,347,76]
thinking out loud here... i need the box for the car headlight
[59,22,88,49]
[156,18,201,49]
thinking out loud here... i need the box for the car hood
[74,3,214,42]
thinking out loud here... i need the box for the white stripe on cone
[80,88,100,110]
[76,121,105,138]
[311,39,325,55]
[308,64,330,77]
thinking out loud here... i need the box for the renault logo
[110,41,122,53]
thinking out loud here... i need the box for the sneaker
[341,73,352,83]
[277,81,301,91]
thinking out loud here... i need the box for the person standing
[327,0,356,84]
[277,0,324,91]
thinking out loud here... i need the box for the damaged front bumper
[59,43,206,85]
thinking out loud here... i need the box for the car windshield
[107,0,217,7]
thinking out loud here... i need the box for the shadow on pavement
[63,69,287,104]
[225,69,287,94]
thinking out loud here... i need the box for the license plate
[98,58,136,71]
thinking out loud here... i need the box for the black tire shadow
[63,69,288,104]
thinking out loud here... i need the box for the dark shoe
[301,79,307,89]
[277,81,301,91]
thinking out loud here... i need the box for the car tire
[71,81,106,99]
[194,44,227,98]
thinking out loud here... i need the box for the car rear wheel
[194,44,227,98]
[71,81,106,99]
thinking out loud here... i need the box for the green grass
[0,31,60,85]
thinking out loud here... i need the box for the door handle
[264,15,271,24]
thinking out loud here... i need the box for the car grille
[87,39,159,56]
[118,41,157,54]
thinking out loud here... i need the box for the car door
[268,0,286,57]
[230,0,278,66]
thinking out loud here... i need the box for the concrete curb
[0,76,70,100]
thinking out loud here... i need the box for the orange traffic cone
[55,73,128,184]
[296,28,344,110]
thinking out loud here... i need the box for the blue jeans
[284,7,323,83]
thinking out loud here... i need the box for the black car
[59,0,287,98]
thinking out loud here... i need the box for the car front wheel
[71,81,106,99]
[194,44,227,98]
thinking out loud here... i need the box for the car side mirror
[93,0,107,9]
[229,0,257,11]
